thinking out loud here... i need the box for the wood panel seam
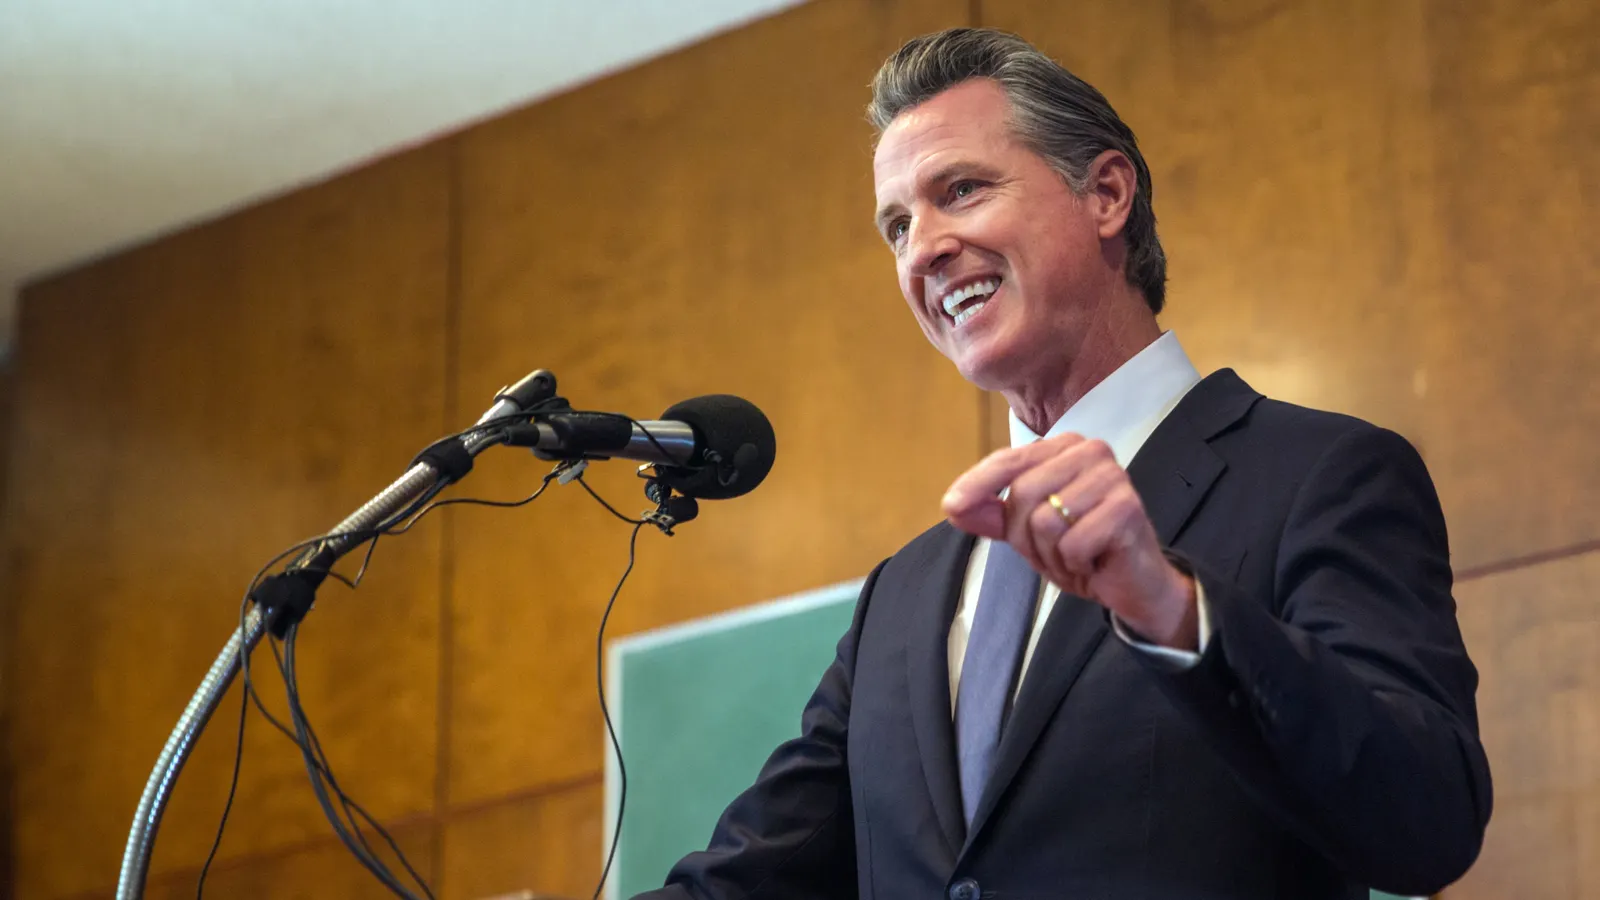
[431,134,467,898]
[1,367,16,900]
[1456,538,1600,584]
[442,770,604,823]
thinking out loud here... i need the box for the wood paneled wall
[3,2,970,898]
[7,143,455,898]
[2,1,1595,898]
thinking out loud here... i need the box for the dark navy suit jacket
[637,370,1493,900]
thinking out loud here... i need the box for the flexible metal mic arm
[115,369,557,900]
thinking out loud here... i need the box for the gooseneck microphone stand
[115,369,560,900]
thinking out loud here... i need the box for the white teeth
[953,300,987,327]
[940,279,999,317]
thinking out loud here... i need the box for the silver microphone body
[515,418,700,467]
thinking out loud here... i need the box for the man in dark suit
[637,28,1491,900]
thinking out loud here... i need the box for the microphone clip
[639,467,699,536]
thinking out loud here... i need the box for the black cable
[322,468,550,594]
[196,426,552,896]
[195,612,409,894]
[621,414,683,466]
[271,634,390,876]
[381,470,561,537]
[275,634,391,878]
[375,479,453,535]
[345,459,563,590]
[200,532,345,896]
[284,629,433,897]
[284,643,418,898]
[564,469,655,900]
[197,423,647,899]
[201,459,567,895]
[593,520,645,900]
[283,626,433,899]
[232,635,418,887]
[194,679,250,898]
[324,569,360,590]
[344,534,384,589]
[576,473,646,525]
[448,402,562,443]
[196,493,485,893]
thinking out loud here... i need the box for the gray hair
[868,28,1167,314]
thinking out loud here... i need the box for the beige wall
[4,1,1597,897]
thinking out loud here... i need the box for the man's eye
[890,220,910,241]
[952,181,978,199]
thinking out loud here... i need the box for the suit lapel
[1125,368,1259,546]
[1126,410,1225,546]
[959,369,1262,850]
[904,523,975,857]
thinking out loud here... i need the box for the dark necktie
[953,539,1041,826]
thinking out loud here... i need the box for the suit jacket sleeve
[631,560,886,900]
[1146,425,1493,896]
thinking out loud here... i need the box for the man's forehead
[874,116,1012,209]
[873,120,961,188]
[874,146,960,209]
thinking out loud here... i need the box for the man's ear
[1087,149,1136,240]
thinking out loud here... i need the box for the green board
[605,581,1420,900]
[606,580,862,897]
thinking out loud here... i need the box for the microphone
[503,394,776,500]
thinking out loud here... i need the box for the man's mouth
[939,277,1001,327]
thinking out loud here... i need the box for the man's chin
[952,352,1014,393]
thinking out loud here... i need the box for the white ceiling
[0,0,806,352]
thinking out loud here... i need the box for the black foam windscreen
[657,394,776,500]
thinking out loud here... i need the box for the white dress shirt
[947,331,1213,710]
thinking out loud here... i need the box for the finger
[1052,495,1125,582]
[1055,571,1092,599]
[1002,439,1117,564]
[1005,438,1117,520]
[943,434,1086,536]
[944,434,1085,514]
[1054,484,1148,599]
[1024,461,1124,581]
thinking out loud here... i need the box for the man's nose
[906,214,960,278]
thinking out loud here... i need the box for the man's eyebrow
[921,161,985,191]
[874,202,906,235]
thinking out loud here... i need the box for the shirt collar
[1008,331,1202,465]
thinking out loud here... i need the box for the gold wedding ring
[1047,493,1077,527]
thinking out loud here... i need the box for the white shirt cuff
[1110,580,1211,669]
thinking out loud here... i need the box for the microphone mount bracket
[640,466,700,535]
